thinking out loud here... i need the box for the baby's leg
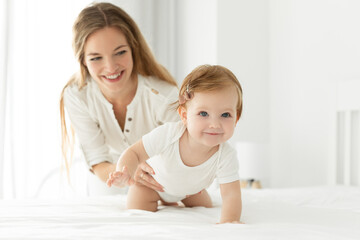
[127,184,161,212]
[181,189,212,208]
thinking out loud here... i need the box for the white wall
[118,0,218,84]
[217,0,270,145]
[269,0,360,187]
[174,0,218,83]
[217,0,271,186]
[217,0,360,188]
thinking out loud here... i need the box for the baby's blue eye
[199,111,208,117]
[221,112,231,118]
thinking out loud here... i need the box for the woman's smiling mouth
[103,71,123,82]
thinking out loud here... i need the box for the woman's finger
[137,178,164,192]
[133,162,163,191]
[134,171,164,191]
[141,172,164,191]
[139,162,155,175]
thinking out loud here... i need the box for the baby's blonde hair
[178,65,243,120]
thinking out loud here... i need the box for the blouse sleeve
[216,144,240,184]
[155,85,180,124]
[63,86,112,169]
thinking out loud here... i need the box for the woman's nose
[104,57,118,72]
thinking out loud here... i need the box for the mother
[60,2,179,195]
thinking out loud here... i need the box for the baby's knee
[126,184,160,212]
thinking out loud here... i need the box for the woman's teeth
[106,73,120,79]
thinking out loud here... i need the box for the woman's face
[83,27,134,98]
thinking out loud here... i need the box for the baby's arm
[107,140,150,188]
[219,180,242,224]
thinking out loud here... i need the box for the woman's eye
[90,57,101,61]
[221,112,231,118]
[116,50,126,56]
[199,111,208,117]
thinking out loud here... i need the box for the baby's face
[183,86,238,147]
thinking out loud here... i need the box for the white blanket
[1,186,359,240]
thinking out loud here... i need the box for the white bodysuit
[142,121,239,202]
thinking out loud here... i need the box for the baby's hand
[106,166,134,188]
[217,220,244,224]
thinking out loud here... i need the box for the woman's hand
[106,166,134,188]
[133,162,164,192]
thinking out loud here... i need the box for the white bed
[1,80,359,239]
[1,186,359,240]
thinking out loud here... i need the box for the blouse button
[151,88,159,94]
[125,129,130,133]
[128,117,132,121]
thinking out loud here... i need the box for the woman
[60,2,179,195]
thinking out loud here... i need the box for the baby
[107,64,243,224]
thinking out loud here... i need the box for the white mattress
[1,186,359,240]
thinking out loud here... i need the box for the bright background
[1,0,360,199]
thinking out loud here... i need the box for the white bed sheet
[1,186,359,240]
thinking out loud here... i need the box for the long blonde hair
[178,65,243,120]
[60,2,177,174]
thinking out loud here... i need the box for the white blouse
[63,74,180,169]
